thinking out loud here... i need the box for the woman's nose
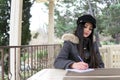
[86,28,90,32]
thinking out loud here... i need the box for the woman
[54,14,104,70]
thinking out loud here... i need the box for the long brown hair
[74,23,99,68]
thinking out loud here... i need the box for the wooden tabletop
[27,68,120,80]
[27,69,67,80]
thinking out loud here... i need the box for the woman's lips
[84,33,89,35]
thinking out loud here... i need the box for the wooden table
[27,69,66,80]
[27,68,120,80]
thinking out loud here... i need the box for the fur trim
[62,33,96,44]
[62,33,79,44]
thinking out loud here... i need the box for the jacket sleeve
[54,41,75,69]
[94,42,105,68]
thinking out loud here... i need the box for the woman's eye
[89,28,93,31]
[84,26,87,28]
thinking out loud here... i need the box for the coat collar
[62,33,79,44]
[62,33,96,44]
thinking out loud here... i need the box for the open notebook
[66,68,94,73]
[64,68,120,80]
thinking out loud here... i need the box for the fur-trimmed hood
[62,33,95,44]
[62,33,79,44]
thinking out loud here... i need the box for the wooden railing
[99,45,120,68]
[0,44,62,80]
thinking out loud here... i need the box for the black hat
[77,14,96,28]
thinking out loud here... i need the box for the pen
[78,56,83,62]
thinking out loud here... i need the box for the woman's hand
[70,62,88,70]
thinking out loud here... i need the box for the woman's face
[83,22,93,38]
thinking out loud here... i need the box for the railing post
[47,45,54,68]
[0,49,4,80]
[106,46,112,68]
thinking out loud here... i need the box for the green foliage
[107,4,120,36]
[101,4,120,44]
[22,0,33,45]
[21,52,29,61]
[1,49,9,75]
[21,50,48,62]
[0,0,10,46]
[37,50,48,58]
[33,32,39,38]
[100,41,116,45]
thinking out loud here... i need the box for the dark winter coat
[54,34,104,69]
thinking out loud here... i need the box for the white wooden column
[47,0,55,68]
[9,0,23,80]
[48,0,55,44]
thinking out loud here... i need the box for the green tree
[22,0,33,45]
[0,0,10,46]
[106,4,120,44]
[100,1,120,44]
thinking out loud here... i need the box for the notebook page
[66,68,94,73]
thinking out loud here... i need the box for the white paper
[66,68,94,73]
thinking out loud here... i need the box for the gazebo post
[9,0,23,80]
[48,0,55,44]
